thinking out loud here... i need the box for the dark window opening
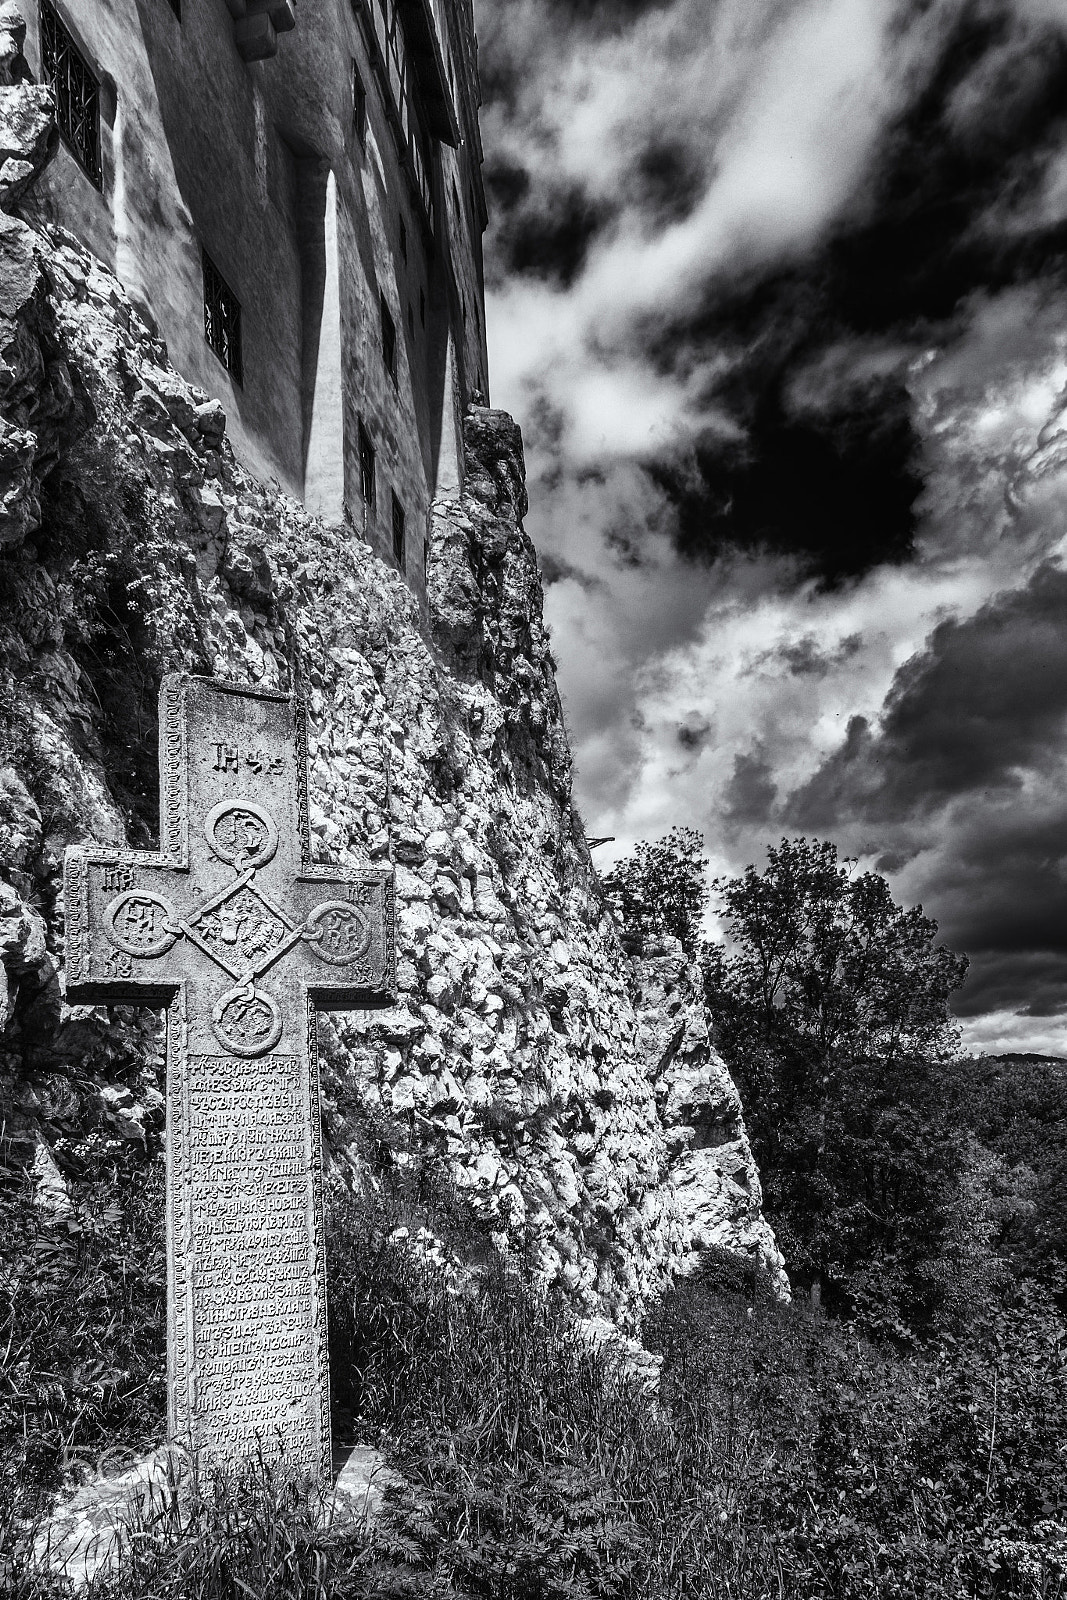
[399,218,408,262]
[380,296,397,382]
[40,1,101,187]
[352,62,366,148]
[202,251,243,385]
[362,0,434,226]
[359,422,376,511]
[391,492,405,569]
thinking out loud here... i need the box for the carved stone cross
[63,674,395,1478]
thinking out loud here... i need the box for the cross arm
[64,847,189,1004]
[282,865,396,1009]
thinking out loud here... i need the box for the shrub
[0,1141,166,1521]
[6,1153,1066,1600]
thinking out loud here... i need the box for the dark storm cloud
[909,802,1067,1018]
[484,169,611,288]
[789,563,1067,830]
[484,0,1067,578]
[784,564,1067,1017]
[653,372,924,580]
[676,712,713,752]
[724,749,778,830]
[477,0,1067,1049]
[771,633,864,679]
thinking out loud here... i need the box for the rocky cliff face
[0,106,786,1322]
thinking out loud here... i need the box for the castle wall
[0,212,787,1319]
[20,0,490,618]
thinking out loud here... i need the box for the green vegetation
[2,832,1066,1596]
[601,826,709,957]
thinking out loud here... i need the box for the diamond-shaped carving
[191,884,289,972]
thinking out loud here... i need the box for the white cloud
[960,1010,1067,1057]
[486,0,955,465]
[478,0,1067,1050]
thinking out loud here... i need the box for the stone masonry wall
[0,107,786,1324]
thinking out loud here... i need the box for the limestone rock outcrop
[0,137,786,1321]
[0,6,56,212]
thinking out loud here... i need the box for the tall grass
[3,1152,1066,1598]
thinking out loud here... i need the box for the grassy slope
[3,1141,1066,1600]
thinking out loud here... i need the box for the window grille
[352,62,366,147]
[359,422,376,511]
[360,0,434,226]
[40,1,101,187]
[380,297,396,383]
[202,251,243,385]
[391,492,405,569]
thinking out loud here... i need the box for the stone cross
[63,674,395,1479]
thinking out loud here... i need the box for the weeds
[3,1159,1065,1598]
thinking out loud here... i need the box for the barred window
[391,491,405,569]
[202,251,243,385]
[40,1,101,188]
[380,296,396,383]
[358,422,375,511]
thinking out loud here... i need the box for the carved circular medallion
[204,801,278,869]
[104,891,178,959]
[304,900,372,965]
[211,984,283,1057]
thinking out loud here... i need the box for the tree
[601,827,708,957]
[703,837,970,1326]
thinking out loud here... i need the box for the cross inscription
[63,674,395,1477]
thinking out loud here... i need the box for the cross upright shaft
[64,674,396,1477]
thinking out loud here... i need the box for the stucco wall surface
[0,204,787,1324]
[20,0,487,611]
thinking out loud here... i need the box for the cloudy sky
[473,0,1067,1056]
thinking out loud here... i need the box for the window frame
[391,491,405,569]
[380,295,397,384]
[201,249,243,387]
[39,0,102,189]
[352,60,367,149]
[358,421,376,513]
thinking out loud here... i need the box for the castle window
[358,422,375,511]
[399,218,408,262]
[202,251,243,385]
[352,62,366,148]
[40,1,101,188]
[380,296,396,383]
[391,491,405,568]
